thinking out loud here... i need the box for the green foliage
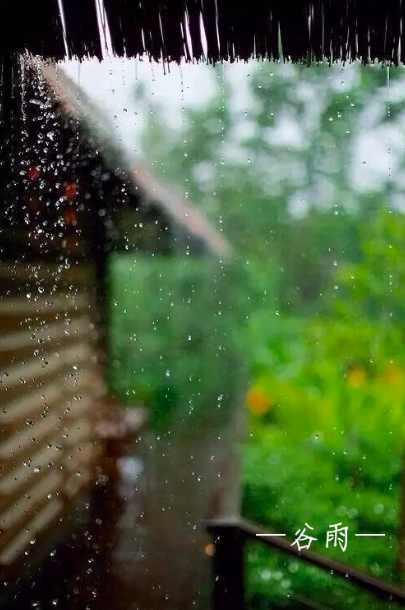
[117,62,405,607]
[243,208,405,607]
[336,208,405,328]
[137,63,405,319]
[243,430,400,608]
[108,254,247,433]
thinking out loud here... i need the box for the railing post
[207,520,245,610]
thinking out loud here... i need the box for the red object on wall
[27,166,40,180]
[26,197,41,214]
[63,181,77,199]
[63,207,77,225]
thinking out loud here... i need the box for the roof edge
[32,58,232,260]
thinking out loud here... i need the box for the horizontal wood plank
[0,451,66,515]
[0,443,65,496]
[0,262,95,285]
[64,470,93,500]
[0,413,62,465]
[0,342,96,403]
[0,293,92,333]
[64,390,105,421]
[64,441,101,473]
[0,315,94,351]
[0,381,65,430]
[0,376,104,433]
[0,317,97,368]
[0,471,63,550]
[0,499,64,566]
[63,419,95,447]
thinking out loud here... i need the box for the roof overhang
[36,59,232,259]
[1,2,404,64]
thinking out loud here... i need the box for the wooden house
[0,55,232,606]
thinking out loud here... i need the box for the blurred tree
[136,62,405,318]
[134,62,405,591]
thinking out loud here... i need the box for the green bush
[242,430,400,608]
[107,253,247,433]
[242,208,405,607]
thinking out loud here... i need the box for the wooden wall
[0,258,106,567]
[0,55,133,574]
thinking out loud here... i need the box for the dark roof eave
[2,3,405,64]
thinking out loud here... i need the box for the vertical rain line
[219,62,225,237]
[179,62,186,210]
[386,65,391,183]
[95,0,113,58]
[200,12,208,61]
[399,0,403,64]
[385,64,393,361]
[214,0,220,58]
[158,12,167,72]
[56,0,69,57]
[180,22,188,60]
[184,7,194,61]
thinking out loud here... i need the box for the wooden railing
[206,516,405,609]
